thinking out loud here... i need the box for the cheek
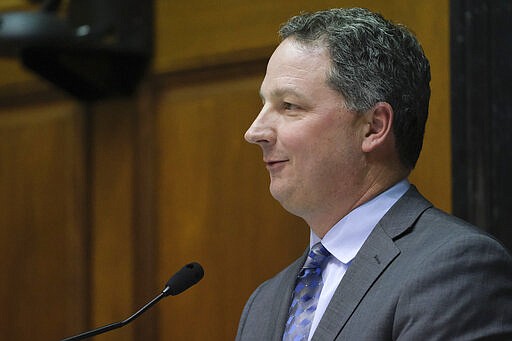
[309,127,360,172]
[278,116,358,164]
[277,127,309,153]
[290,134,339,175]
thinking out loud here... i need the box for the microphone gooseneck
[61,262,204,341]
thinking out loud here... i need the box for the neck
[306,167,408,238]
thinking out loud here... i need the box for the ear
[362,102,394,153]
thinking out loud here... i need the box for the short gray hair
[279,8,431,170]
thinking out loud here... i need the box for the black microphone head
[164,262,204,296]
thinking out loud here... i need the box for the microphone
[61,262,204,341]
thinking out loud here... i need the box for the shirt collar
[310,179,410,264]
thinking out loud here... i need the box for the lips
[264,159,288,170]
[266,160,285,165]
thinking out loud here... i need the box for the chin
[269,184,288,205]
[270,188,303,216]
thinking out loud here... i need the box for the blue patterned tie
[282,243,331,341]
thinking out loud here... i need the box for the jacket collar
[312,185,432,340]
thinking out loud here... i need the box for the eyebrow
[259,87,306,101]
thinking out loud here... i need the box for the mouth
[264,159,288,170]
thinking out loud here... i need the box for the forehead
[261,38,332,97]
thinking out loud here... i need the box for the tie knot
[303,243,330,269]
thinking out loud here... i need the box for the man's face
[245,38,367,221]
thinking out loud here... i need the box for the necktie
[282,243,331,341]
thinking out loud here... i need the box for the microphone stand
[60,262,203,341]
[61,288,169,341]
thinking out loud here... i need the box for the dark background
[451,0,512,252]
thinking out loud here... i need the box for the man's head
[245,8,431,234]
[279,8,431,170]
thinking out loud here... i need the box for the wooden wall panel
[0,102,87,340]
[89,101,136,341]
[0,1,37,10]
[86,94,159,341]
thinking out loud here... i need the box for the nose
[244,106,275,145]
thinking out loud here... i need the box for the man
[236,8,512,341]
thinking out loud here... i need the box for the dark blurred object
[451,0,512,252]
[0,0,153,101]
[28,0,62,12]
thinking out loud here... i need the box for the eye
[283,102,299,110]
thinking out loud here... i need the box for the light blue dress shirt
[307,179,410,340]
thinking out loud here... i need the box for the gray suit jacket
[236,186,512,340]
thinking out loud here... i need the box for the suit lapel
[312,226,399,340]
[312,186,432,340]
